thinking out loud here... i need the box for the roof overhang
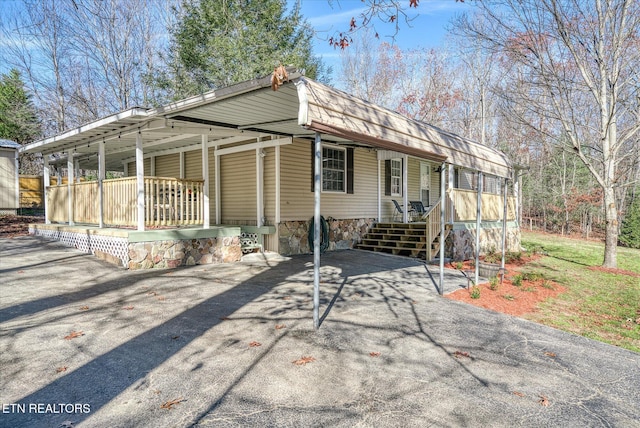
[21,71,511,178]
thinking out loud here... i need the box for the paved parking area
[1,236,639,427]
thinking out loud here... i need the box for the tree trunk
[603,186,618,267]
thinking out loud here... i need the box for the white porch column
[501,178,508,271]
[448,164,455,223]
[67,154,74,226]
[474,172,483,285]
[215,150,220,224]
[256,142,264,227]
[202,135,210,228]
[136,131,145,231]
[402,155,409,223]
[98,140,106,228]
[43,156,50,224]
[439,162,447,295]
[313,133,322,330]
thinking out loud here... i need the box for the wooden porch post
[98,139,105,228]
[256,139,264,227]
[215,149,220,224]
[377,159,382,222]
[474,172,483,285]
[67,154,74,226]
[135,131,145,231]
[448,164,455,223]
[43,156,50,224]
[202,135,210,229]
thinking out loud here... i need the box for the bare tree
[455,0,640,268]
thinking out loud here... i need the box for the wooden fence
[46,176,204,227]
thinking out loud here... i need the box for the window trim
[390,158,402,197]
[321,144,347,193]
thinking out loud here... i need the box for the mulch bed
[0,215,44,238]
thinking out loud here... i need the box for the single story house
[20,69,519,271]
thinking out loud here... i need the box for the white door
[420,162,430,207]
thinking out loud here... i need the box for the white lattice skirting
[30,227,130,267]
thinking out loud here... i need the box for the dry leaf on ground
[454,350,470,359]
[123,306,134,310]
[64,331,84,340]
[512,391,525,397]
[538,395,550,406]
[79,306,89,311]
[160,398,184,410]
[249,341,262,347]
[369,352,381,357]
[544,352,556,357]
[292,356,316,365]
[56,366,68,373]
[275,324,286,330]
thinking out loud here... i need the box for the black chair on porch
[392,199,417,222]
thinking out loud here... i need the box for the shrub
[489,276,500,291]
[512,274,523,287]
[470,286,481,299]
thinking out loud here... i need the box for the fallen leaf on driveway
[123,306,134,310]
[275,324,286,330]
[18,270,24,274]
[156,296,166,301]
[249,341,262,347]
[64,331,84,340]
[56,366,68,373]
[160,398,184,409]
[544,352,556,358]
[369,352,381,357]
[512,391,525,397]
[538,395,550,406]
[79,306,89,311]
[292,356,316,366]
[454,350,470,359]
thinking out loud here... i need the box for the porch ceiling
[22,69,511,177]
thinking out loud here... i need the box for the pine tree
[154,0,325,100]
[0,69,40,144]
[619,194,640,249]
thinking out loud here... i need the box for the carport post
[67,154,74,226]
[44,156,50,224]
[475,172,483,286]
[98,139,105,228]
[136,131,145,231]
[313,133,322,330]
[439,162,446,295]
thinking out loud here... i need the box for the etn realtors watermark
[2,403,91,414]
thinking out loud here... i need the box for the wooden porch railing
[448,188,516,222]
[46,176,205,227]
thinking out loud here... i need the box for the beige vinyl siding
[155,153,180,178]
[184,150,202,179]
[0,149,17,209]
[126,158,151,177]
[279,139,378,221]
[208,147,216,224]
[220,150,256,224]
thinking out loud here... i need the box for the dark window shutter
[346,147,354,194]
[311,142,315,192]
[384,160,391,196]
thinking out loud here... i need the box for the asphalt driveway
[1,236,639,427]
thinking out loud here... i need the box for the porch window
[390,159,402,196]
[322,146,346,192]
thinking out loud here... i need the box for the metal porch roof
[21,71,511,178]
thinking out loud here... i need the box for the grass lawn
[520,231,640,353]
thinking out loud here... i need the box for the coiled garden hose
[308,215,329,253]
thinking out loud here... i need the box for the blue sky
[296,0,473,71]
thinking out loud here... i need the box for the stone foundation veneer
[278,218,376,255]
[446,222,521,261]
[127,237,241,269]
